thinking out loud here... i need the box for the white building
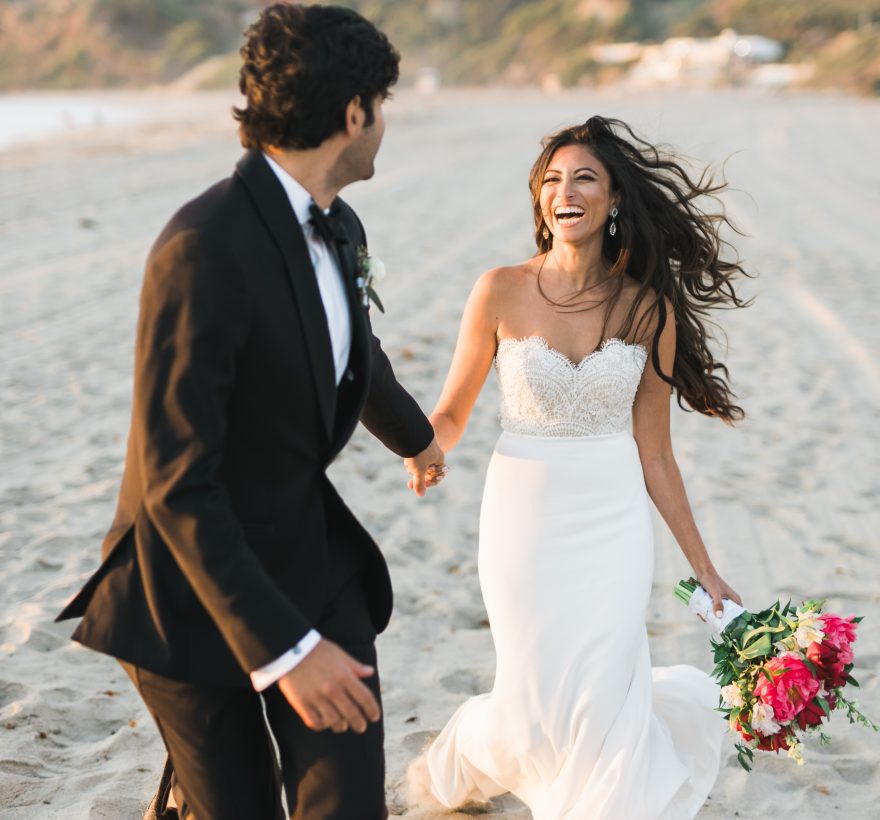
[592,29,786,89]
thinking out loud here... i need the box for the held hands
[697,566,743,618]
[403,436,447,497]
[277,638,380,734]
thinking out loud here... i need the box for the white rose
[751,702,782,736]
[793,608,825,649]
[368,255,386,286]
[720,684,745,708]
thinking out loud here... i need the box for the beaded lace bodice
[494,337,648,437]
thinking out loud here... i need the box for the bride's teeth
[555,209,584,221]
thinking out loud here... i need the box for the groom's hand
[277,638,380,734]
[404,436,446,497]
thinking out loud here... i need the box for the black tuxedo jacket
[56,150,433,686]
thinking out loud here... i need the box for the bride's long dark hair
[529,116,751,422]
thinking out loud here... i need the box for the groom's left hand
[403,437,446,497]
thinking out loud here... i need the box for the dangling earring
[609,207,619,237]
[542,225,550,240]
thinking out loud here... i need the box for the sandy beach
[1,87,878,818]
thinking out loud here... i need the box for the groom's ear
[344,96,366,137]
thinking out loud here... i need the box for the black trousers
[122,574,386,820]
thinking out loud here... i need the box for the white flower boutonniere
[356,245,386,313]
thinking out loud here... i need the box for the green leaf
[721,612,750,637]
[735,742,755,773]
[845,674,860,687]
[366,285,385,313]
[816,696,831,718]
[740,634,773,660]
[741,624,784,644]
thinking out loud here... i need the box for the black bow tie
[308,202,348,247]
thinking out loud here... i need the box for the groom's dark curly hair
[233,3,400,150]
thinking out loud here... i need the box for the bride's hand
[696,567,743,617]
[403,436,446,496]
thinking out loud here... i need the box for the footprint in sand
[0,680,27,708]
[400,538,431,561]
[0,760,47,779]
[402,730,436,755]
[394,593,422,616]
[833,759,878,785]
[22,626,66,653]
[439,670,492,696]
[450,609,490,631]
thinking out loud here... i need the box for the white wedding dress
[411,337,724,820]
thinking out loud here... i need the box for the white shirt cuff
[249,629,322,692]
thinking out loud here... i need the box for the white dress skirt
[411,338,724,819]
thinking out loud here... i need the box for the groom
[56,4,444,818]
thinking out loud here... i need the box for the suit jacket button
[345,368,355,381]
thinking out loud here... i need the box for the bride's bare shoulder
[473,259,539,301]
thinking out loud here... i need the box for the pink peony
[819,614,857,666]
[753,653,820,723]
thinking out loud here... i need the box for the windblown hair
[233,3,400,150]
[528,116,751,422]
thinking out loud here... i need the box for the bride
[407,116,748,819]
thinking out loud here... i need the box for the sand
[0,87,878,819]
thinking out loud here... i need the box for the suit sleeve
[360,328,435,457]
[133,228,312,674]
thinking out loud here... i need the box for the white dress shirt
[250,153,353,692]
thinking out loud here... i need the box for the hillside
[0,0,252,88]
[1,0,878,94]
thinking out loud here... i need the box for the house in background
[592,29,793,89]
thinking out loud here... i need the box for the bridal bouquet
[674,578,878,771]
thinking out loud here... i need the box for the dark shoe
[143,755,178,820]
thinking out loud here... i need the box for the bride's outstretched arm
[429,269,502,452]
[632,300,742,616]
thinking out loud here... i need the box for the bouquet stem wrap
[674,578,745,637]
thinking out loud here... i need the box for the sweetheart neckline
[496,335,647,370]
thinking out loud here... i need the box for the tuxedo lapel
[335,231,370,376]
[325,211,371,458]
[235,151,336,438]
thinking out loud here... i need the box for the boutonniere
[356,245,386,313]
